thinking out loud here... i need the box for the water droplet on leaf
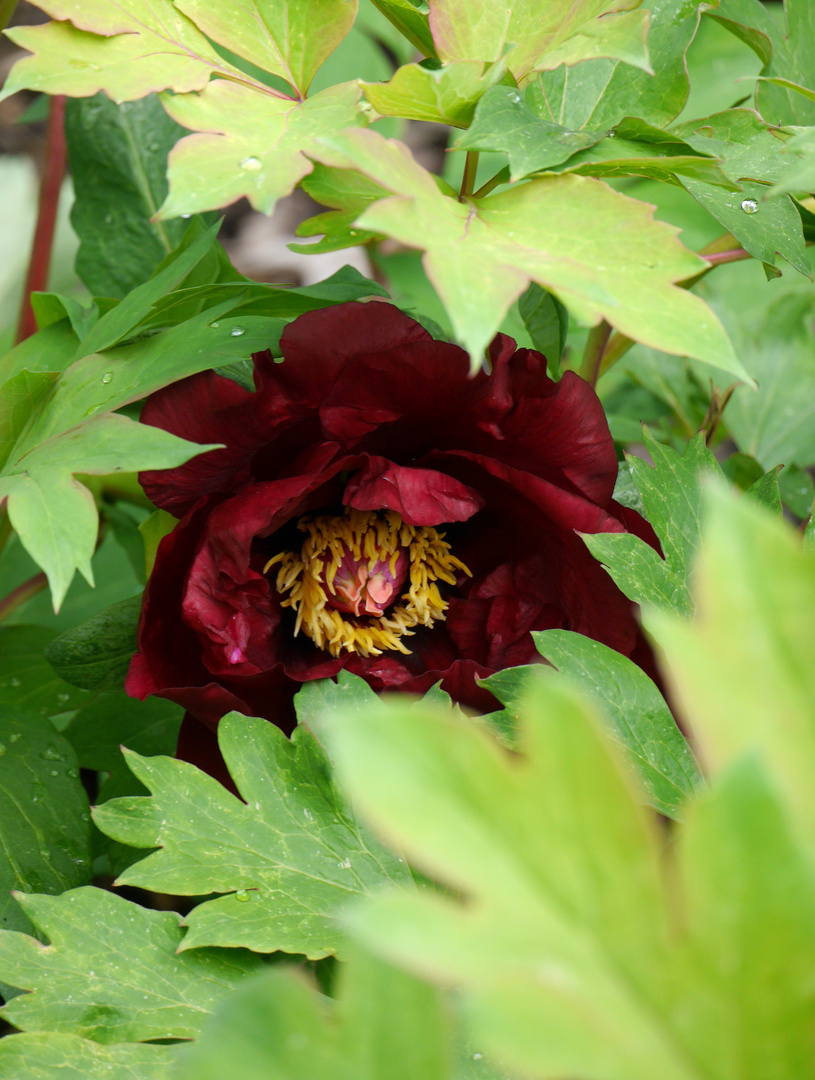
[0,745,6,756]
[9,677,20,687]
[180,213,192,219]
[101,372,112,385]
[240,156,262,171]
[741,198,758,214]
[230,326,246,337]
[235,890,250,902]
[9,733,21,743]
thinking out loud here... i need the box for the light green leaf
[175,0,357,97]
[582,430,721,621]
[65,93,188,298]
[363,60,508,128]
[704,0,774,68]
[0,1033,176,1080]
[428,0,650,83]
[650,483,815,858]
[157,81,363,219]
[0,371,58,470]
[317,676,815,1080]
[0,626,88,717]
[173,950,450,1080]
[755,0,815,126]
[482,630,701,817]
[535,0,705,130]
[311,128,743,376]
[0,2,252,104]
[0,887,260,1040]
[367,0,436,58]
[0,708,90,937]
[92,712,412,958]
[0,414,218,609]
[770,125,815,195]
[44,595,141,692]
[455,86,608,180]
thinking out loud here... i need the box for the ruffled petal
[343,456,484,526]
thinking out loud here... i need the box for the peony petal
[343,456,484,526]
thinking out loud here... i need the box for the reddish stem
[0,572,48,624]
[702,247,754,267]
[14,94,68,344]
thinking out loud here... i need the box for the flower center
[264,508,471,658]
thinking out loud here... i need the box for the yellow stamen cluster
[264,508,471,658]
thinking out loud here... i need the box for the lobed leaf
[0,887,261,1041]
[310,128,744,376]
[0,1033,176,1080]
[92,707,412,958]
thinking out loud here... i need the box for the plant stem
[0,572,48,625]
[0,0,18,33]
[459,151,479,200]
[579,320,613,387]
[14,94,68,345]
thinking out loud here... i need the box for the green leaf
[482,632,701,817]
[44,595,141,691]
[316,677,815,1080]
[755,0,815,126]
[744,464,783,513]
[0,1,252,104]
[517,283,568,371]
[0,415,219,610]
[0,321,79,385]
[534,0,705,130]
[778,462,815,519]
[428,0,651,83]
[363,60,507,127]
[455,85,608,180]
[157,81,364,219]
[0,1034,176,1080]
[175,0,358,97]
[704,0,774,68]
[311,128,744,377]
[139,509,177,578]
[65,93,189,298]
[650,483,815,857]
[0,887,261,1040]
[770,125,815,196]
[292,164,390,253]
[0,708,90,937]
[0,626,88,717]
[92,710,412,959]
[0,371,58,471]
[367,0,436,58]
[174,950,450,1080]
[582,430,721,620]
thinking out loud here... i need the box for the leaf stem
[472,167,510,199]
[14,94,68,344]
[459,151,479,200]
[579,320,613,387]
[0,573,48,625]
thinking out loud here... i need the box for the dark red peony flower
[127,301,657,760]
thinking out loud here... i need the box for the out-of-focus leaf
[770,125,815,196]
[0,626,88,717]
[173,950,450,1080]
[367,0,436,57]
[755,0,815,126]
[311,128,743,378]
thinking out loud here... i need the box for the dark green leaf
[44,595,142,692]
[65,93,188,298]
[0,626,88,718]
[0,708,90,936]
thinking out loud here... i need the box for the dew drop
[42,748,65,761]
[0,745,6,757]
[240,156,262,171]
[507,91,521,103]
[472,1052,483,1061]
[57,693,70,703]
[100,372,112,385]
[9,733,21,743]
[229,326,246,337]
[235,890,250,902]
[50,770,60,776]
[9,677,20,687]
[303,808,314,821]
[741,198,758,214]
[180,213,192,219]
[338,857,351,869]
